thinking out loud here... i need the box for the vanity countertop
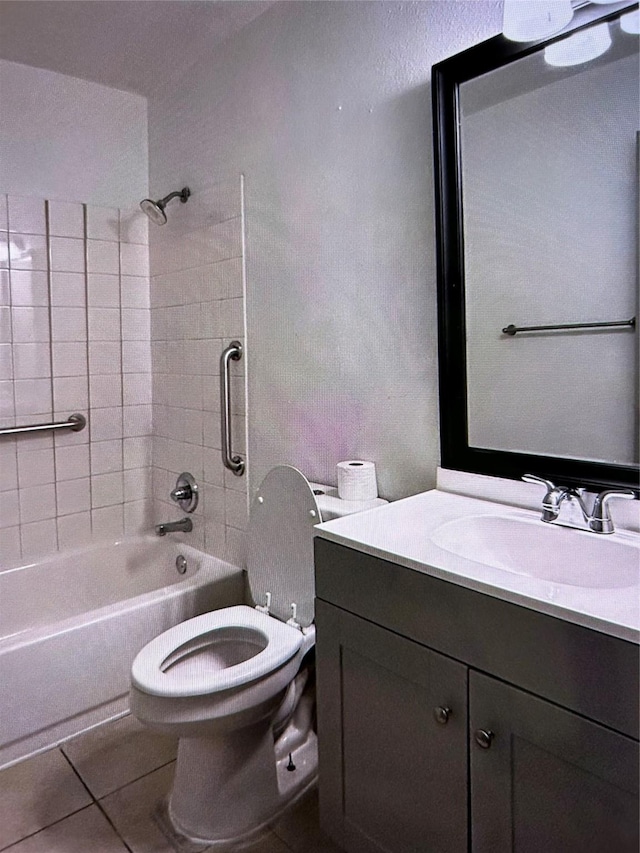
[315,489,640,644]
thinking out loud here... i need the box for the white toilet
[130,465,385,851]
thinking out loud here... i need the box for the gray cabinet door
[470,670,639,853]
[316,600,468,853]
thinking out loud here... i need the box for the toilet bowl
[130,465,386,850]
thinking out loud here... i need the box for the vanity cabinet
[315,539,639,853]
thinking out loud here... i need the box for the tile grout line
[0,802,96,853]
[58,748,135,853]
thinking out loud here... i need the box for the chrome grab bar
[0,413,87,438]
[220,341,245,476]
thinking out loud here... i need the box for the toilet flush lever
[256,592,271,614]
[287,603,301,631]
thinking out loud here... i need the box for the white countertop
[315,489,640,644]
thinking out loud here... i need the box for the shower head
[140,187,190,225]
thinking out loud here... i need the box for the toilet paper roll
[336,460,378,501]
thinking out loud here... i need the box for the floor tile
[0,748,92,850]
[62,713,178,799]
[271,789,342,853]
[3,805,128,853]
[100,762,176,853]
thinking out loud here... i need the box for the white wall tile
[123,373,152,406]
[123,436,151,469]
[87,240,119,274]
[90,373,122,408]
[0,489,20,527]
[91,440,123,475]
[56,443,90,481]
[57,511,92,550]
[51,272,86,307]
[91,504,124,539]
[122,340,151,373]
[0,269,9,306]
[0,525,21,564]
[9,269,48,306]
[12,306,50,342]
[53,376,89,413]
[86,206,119,241]
[0,232,8,269]
[120,242,149,277]
[52,342,88,377]
[56,477,91,516]
[87,273,120,307]
[19,483,56,523]
[51,307,87,341]
[12,343,51,379]
[7,195,46,235]
[0,379,15,418]
[14,378,52,416]
[0,344,12,380]
[90,407,123,442]
[91,471,123,508]
[124,499,153,535]
[50,237,85,273]
[121,308,149,340]
[121,276,149,308]
[48,201,84,238]
[88,307,121,340]
[9,233,48,270]
[20,518,57,561]
[0,306,11,344]
[89,341,122,375]
[123,404,152,437]
[0,194,8,231]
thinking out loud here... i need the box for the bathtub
[0,536,245,769]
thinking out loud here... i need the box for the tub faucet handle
[170,473,198,513]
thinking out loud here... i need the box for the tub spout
[155,518,193,536]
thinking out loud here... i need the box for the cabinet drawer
[315,538,640,738]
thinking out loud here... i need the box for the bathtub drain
[176,555,187,575]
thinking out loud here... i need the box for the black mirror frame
[432,0,639,495]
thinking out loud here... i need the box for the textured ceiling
[0,1,274,96]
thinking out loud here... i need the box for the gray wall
[148,1,502,502]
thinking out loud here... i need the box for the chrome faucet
[522,475,635,534]
[155,517,193,537]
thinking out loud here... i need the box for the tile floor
[0,715,343,853]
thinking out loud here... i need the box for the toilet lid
[247,465,320,629]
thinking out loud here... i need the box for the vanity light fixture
[620,9,640,32]
[502,0,574,42]
[544,21,612,65]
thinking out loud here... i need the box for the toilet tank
[308,483,388,522]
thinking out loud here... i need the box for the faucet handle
[589,489,636,534]
[522,474,556,492]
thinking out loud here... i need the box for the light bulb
[503,0,574,42]
[544,22,612,66]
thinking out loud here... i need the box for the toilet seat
[131,606,304,698]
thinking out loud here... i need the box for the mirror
[433,0,639,493]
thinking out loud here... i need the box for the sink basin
[430,514,639,588]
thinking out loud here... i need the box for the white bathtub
[0,536,245,769]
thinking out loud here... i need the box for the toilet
[130,465,386,850]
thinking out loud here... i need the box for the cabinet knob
[434,706,451,725]
[474,729,494,749]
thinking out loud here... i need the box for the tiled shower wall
[0,194,152,566]
[150,177,248,566]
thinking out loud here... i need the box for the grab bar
[220,341,245,476]
[0,413,87,438]
[502,317,636,336]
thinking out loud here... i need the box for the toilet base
[158,727,318,851]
